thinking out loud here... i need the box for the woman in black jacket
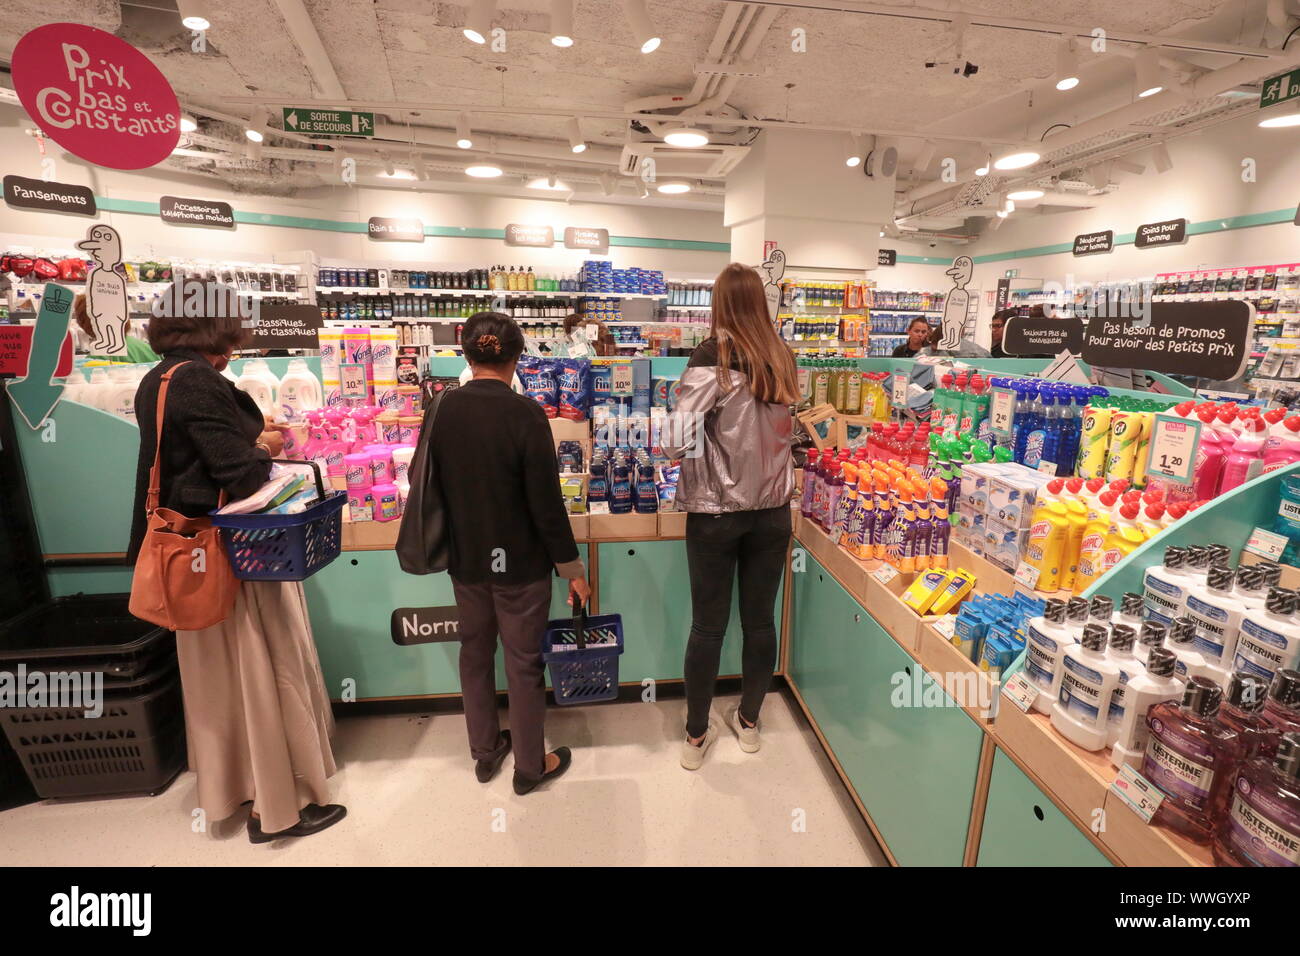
[128,280,343,843]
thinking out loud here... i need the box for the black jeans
[683,506,792,738]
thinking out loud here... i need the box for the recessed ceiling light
[464,0,495,44]
[551,0,574,47]
[993,150,1040,170]
[656,181,691,194]
[1259,106,1300,128]
[1007,189,1045,201]
[176,0,211,31]
[456,114,473,149]
[622,0,661,54]
[663,126,709,148]
[465,164,504,178]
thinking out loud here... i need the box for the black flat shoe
[476,730,513,783]
[513,747,571,795]
[248,803,347,844]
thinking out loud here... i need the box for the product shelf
[315,286,666,299]
[914,620,999,726]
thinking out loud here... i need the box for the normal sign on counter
[1134,218,1188,249]
[1002,314,1085,356]
[1073,230,1113,256]
[1081,300,1255,381]
[160,195,234,228]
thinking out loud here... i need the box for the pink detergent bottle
[1264,415,1300,473]
[1219,416,1268,494]
[1193,407,1225,500]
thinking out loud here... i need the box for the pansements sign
[11,23,181,170]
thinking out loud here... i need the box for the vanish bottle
[1142,677,1243,845]
[1212,731,1300,867]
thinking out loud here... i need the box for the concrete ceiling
[0,0,1295,216]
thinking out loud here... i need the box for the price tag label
[1037,461,1059,477]
[1110,764,1165,824]
[1146,413,1201,486]
[340,363,368,401]
[891,372,908,407]
[989,387,1015,439]
[610,363,634,397]
[871,563,899,585]
[1000,672,1039,712]
[1244,527,1288,562]
[1014,561,1042,591]
[931,615,956,639]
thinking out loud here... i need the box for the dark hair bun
[462,311,524,365]
[475,333,501,355]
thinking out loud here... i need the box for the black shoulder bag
[395,385,451,574]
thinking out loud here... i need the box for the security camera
[928,240,938,249]
[925,60,979,78]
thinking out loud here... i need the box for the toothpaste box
[987,472,1051,529]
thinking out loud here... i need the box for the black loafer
[513,747,572,795]
[248,803,347,844]
[475,730,513,783]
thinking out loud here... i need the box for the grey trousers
[452,575,553,780]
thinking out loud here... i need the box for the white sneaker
[729,706,761,753]
[679,719,719,770]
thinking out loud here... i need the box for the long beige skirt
[177,580,337,833]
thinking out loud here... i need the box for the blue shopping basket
[210,460,346,582]
[542,600,624,705]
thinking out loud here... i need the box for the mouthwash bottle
[1213,731,1300,867]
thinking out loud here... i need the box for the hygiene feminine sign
[11,23,181,170]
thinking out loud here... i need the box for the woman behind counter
[127,280,344,844]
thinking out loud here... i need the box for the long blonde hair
[710,262,799,405]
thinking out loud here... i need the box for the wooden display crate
[863,566,923,652]
[657,510,686,538]
[342,517,400,550]
[914,621,999,724]
[993,704,1114,830]
[568,513,589,541]
[588,511,659,540]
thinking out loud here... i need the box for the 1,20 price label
[1146,413,1202,486]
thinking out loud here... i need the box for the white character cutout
[76,224,129,355]
[760,248,786,326]
[938,255,973,351]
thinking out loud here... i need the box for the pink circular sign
[11,22,181,170]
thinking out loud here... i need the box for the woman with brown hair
[127,280,343,843]
[663,263,799,769]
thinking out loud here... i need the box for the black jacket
[429,378,582,584]
[127,349,272,563]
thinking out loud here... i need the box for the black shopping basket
[210,459,345,582]
[542,601,624,705]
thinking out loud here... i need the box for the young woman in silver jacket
[663,262,799,769]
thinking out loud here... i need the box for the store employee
[891,316,933,357]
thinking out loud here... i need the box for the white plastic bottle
[106,366,138,422]
[1183,564,1248,688]
[236,359,279,417]
[1116,592,1145,630]
[1143,545,1195,627]
[1168,616,1214,683]
[1135,619,1168,667]
[276,358,323,421]
[1232,587,1300,686]
[1025,598,1071,715]
[1065,596,1090,642]
[1051,623,1123,751]
[1105,623,1142,748]
[1109,647,1185,770]
[1088,594,1115,628]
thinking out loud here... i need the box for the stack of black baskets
[0,593,185,800]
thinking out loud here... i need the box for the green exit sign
[282,108,375,137]
[1260,68,1300,109]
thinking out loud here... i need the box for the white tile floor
[0,690,885,866]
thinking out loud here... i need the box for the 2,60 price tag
[1146,413,1202,486]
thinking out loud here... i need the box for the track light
[382,155,396,177]
[551,0,574,47]
[845,133,863,167]
[1007,189,1044,201]
[656,180,691,194]
[1134,47,1163,98]
[1151,142,1173,173]
[176,0,211,31]
[567,117,587,153]
[527,175,567,190]
[663,125,709,148]
[914,140,937,174]
[455,114,473,150]
[1113,159,1146,175]
[974,146,990,176]
[244,109,267,143]
[622,0,661,54]
[180,114,197,133]
[244,139,262,161]
[464,0,495,44]
[993,150,1040,171]
[465,163,503,178]
[1055,36,1079,91]
[1003,198,1016,214]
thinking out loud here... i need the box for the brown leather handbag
[129,362,239,630]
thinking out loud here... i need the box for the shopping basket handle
[572,596,587,651]
[272,458,326,500]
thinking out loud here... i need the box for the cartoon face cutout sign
[938,255,974,351]
[76,223,129,355]
[760,248,786,325]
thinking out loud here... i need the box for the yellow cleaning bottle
[1073,488,1121,594]
[1023,480,1071,591]
[1100,501,1147,577]
[1059,478,1090,593]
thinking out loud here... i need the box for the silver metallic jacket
[662,339,794,513]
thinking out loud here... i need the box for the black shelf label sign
[3,175,96,216]
[368,217,424,242]
[1135,218,1187,249]
[1073,230,1113,256]
[1081,300,1255,381]
[1003,315,1085,356]
[160,195,234,228]
[506,223,555,247]
[877,248,897,267]
[247,304,323,350]
[564,226,609,253]
[994,277,1012,310]
[391,606,461,645]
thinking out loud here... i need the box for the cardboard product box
[960,462,1019,516]
[987,471,1050,529]
[982,517,1030,573]
[342,517,400,551]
